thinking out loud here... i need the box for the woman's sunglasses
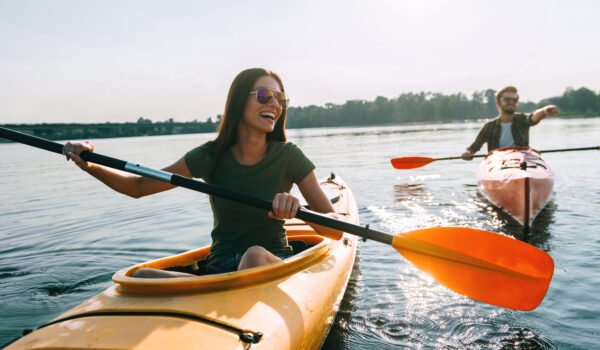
[249,87,289,109]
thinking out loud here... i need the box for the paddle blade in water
[390,157,435,169]
[391,227,554,311]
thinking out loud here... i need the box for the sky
[1,0,599,124]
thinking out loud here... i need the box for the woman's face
[241,75,284,134]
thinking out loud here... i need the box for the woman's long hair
[211,68,287,154]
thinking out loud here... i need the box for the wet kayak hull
[477,147,554,228]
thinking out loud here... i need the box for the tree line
[2,86,598,142]
[1,118,219,142]
[286,86,598,128]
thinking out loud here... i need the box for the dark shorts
[205,249,294,275]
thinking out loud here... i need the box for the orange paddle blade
[390,157,435,169]
[391,227,553,311]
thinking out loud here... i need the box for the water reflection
[321,250,363,350]
[475,192,556,250]
[393,183,426,202]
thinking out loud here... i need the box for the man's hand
[543,105,559,117]
[462,151,474,161]
[533,105,559,123]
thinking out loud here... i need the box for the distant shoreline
[0,120,217,142]
[2,114,597,143]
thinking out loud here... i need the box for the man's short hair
[496,86,518,102]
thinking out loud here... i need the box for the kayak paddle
[0,127,554,311]
[391,146,599,169]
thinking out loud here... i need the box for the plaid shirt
[467,113,538,153]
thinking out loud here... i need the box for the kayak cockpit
[113,176,348,295]
[112,234,331,294]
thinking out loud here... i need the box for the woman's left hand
[268,192,301,219]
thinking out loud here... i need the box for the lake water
[1,118,599,349]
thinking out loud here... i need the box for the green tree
[569,87,597,113]
[485,89,497,117]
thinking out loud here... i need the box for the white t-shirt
[500,122,516,148]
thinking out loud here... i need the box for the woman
[63,68,342,277]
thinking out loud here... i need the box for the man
[461,86,559,160]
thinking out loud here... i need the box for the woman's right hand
[268,192,301,220]
[63,141,95,171]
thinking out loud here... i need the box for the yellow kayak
[6,175,359,350]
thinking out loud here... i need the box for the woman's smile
[260,111,276,120]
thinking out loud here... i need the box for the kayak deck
[7,176,359,350]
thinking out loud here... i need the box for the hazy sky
[1,0,598,124]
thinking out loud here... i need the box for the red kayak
[477,147,554,229]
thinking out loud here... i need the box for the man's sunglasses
[249,87,289,109]
[501,97,519,103]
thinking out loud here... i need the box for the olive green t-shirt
[184,141,315,264]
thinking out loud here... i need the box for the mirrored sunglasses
[249,87,289,109]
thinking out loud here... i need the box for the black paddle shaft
[0,127,394,245]
[435,146,599,161]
